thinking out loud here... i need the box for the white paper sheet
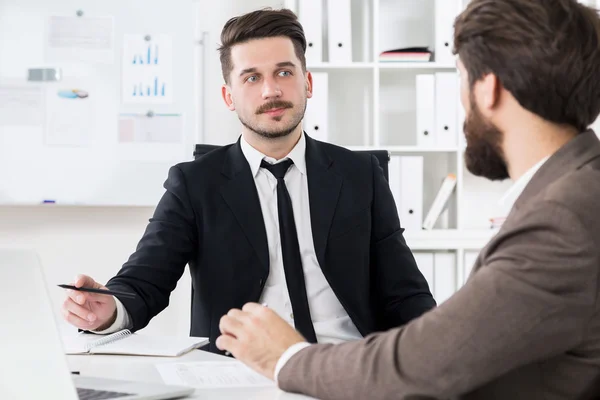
[122,34,173,104]
[45,85,93,147]
[156,361,275,389]
[118,113,183,144]
[46,15,114,64]
[0,85,44,126]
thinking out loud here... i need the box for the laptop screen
[0,249,78,400]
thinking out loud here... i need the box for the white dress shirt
[96,133,362,346]
[497,156,549,214]
[273,155,551,384]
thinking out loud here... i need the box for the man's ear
[305,71,313,99]
[222,84,235,111]
[476,73,501,116]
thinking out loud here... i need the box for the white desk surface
[67,350,317,400]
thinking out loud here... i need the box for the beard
[238,99,307,140]
[463,95,509,181]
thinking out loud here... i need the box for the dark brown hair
[218,8,307,84]
[454,0,600,132]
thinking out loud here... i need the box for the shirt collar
[498,156,550,211]
[240,133,307,177]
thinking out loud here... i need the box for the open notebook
[63,329,209,357]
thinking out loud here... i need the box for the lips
[264,108,286,117]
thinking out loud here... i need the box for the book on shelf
[489,216,507,229]
[379,47,432,63]
[422,173,457,230]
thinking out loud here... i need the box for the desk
[67,350,317,400]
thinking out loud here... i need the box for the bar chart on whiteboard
[121,34,173,104]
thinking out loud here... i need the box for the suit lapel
[220,141,269,275]
[305,135,343,269]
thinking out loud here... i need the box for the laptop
[0,249,194,400]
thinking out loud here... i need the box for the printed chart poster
[122,34,173,104]
[45,85,94,147]
[0,85,44,126]
[46,15,115,64]
[118,113,183,144]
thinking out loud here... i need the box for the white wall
[0,0,281,336]
[0,205,195,335]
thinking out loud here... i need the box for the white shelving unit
[288,0,512,296]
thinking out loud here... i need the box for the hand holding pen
[59,274,132,331]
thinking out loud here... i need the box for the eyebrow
[238,61,297,77]
[276,61,296,69]
[239,67,257,77]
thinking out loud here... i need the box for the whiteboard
[0,0,202,205]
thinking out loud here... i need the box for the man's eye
[279,71,291,77]
[247,75,258,83]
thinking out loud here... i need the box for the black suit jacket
[107,135,436,353]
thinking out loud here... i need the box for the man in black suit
[61,8,435,353]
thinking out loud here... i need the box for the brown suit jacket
[279,130,600,400]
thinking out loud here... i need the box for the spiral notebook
[62,329,209,357]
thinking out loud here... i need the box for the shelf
[386,146,458,153]
[0,202,156,207]
[404,229,498,250]
[306,62,457,71]
[307,62,375,70]
[378,62,456,70]
[345,145,458,153]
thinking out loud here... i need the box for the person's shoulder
[542,164,600,223]
[164,144,235,194]
[175,144,233,177]
[313,139,369,160]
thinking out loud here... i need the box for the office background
[1,0,599,336]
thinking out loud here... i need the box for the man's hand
[216,303,305,380]
[61,274,117,331]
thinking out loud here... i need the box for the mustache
[256,100,293,115]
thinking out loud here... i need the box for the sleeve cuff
[274,342,312,385]
[91,296,132,334]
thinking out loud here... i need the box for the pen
[57,284,137,299]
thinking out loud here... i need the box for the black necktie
[260,159,318,343]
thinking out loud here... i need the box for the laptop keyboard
[77,387,133,400]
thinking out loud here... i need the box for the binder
[434,0,457,64]
[458,86,467,148]
[327,0,353,63]
[388,155,402,210]
[414,252,457,304]
[434,72,458,148]
[434,252,456,304]
[422,173,457,230]
[416,74,436,147]
[299,0,323,63]
[303,72,328,141]
[398,156,424,232]
[413,252,435,294]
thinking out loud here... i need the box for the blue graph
[132,44,159,65]
[132,77,166,97]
